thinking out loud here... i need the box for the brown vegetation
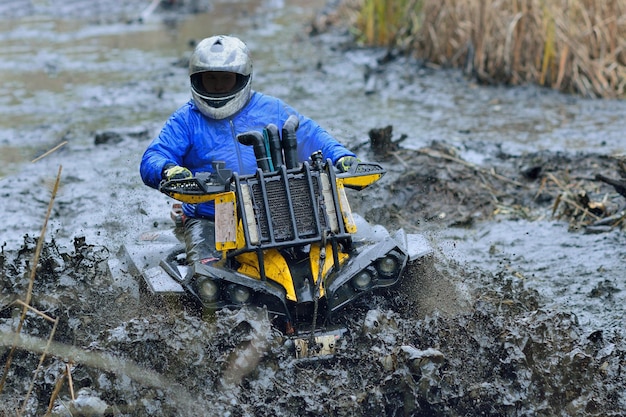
[344,0,626,98]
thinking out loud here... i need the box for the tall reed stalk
[355,0,416,46]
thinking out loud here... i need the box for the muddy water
[9,0,622,330]
[439,220,626,331]
[1,0,625,342]
[1,1,626,415]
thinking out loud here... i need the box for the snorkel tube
[281,115,299,169]
[237,131,272,172]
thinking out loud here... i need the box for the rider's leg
[183,218,220,265]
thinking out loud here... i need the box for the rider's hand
[335,156,359,173]
[163,165,192,181]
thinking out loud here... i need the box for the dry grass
[0,166,63,416]
[349,0,626,98]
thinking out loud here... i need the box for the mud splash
[2,240,624,416]
[1,0,626,416]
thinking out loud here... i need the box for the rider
[140,35,358,264]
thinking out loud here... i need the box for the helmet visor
[191,71,250,101]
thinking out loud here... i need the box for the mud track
[2,138,625,416]
[1,1,625,416]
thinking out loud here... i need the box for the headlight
[352,270,372,290]
[228,284,251,304]
[377,256,398,277]
[197,277,219,301]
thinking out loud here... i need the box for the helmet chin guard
[189,35,253,119]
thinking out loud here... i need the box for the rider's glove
[163,165,192,181]
[335,156,359,173]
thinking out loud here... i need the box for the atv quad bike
[114,119,432,357]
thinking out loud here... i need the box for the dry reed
[0,166,63,393]
[351,0,626,98]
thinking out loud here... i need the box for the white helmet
[189,35,253,120]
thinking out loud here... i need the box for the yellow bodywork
[163,190,230,204]
[235,243,348,302]
[309,243,349,293]
[162,165,384,303]
[336,181,357,234]
[236,249,296,300]
[214,192,238,250]
[338,172,384,190]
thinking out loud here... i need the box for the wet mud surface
[1,1,626,416]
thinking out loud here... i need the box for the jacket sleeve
[140,104,193,189]
[280,102,356,164]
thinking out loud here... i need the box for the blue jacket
[140,92,356,219]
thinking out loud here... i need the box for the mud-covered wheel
[393,253,435,316]
[396,253,470,319]
[132,269,190,313]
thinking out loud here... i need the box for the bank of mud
[2,226,625,416]
[1,0,626,416]
[2,134,626,416]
